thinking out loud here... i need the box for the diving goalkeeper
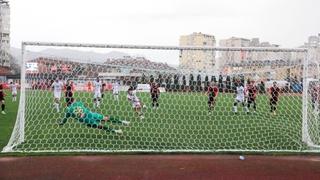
[58,101,129,134]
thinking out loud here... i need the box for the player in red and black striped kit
[246,81,257,114]
[65,79,74,107]
[150,82,160,109]
[269,81,281,115]
[0,84,6,114]
[207,82,219,113]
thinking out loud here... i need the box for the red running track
[1,155,320,180]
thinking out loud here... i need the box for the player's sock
[114,129,123,134]
[138,112,144,119]
[121,120,130,126]
[97,100,100,107]
[271,105,276,113]
[233,101,238,112]
[102,125,116,133]
[93,98,97,107]
[245,106,249,113]
[233,106,237,113]
[109,116,123,124]
[55,103,59,112]
[1,104,5,111]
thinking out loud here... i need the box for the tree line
[132,73,259,93]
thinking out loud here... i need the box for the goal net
[305,60,320,148]
[3,42,317,153]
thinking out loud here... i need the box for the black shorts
[151,94,159,99]
[0,95,4,101]
[270,98,278,105]
[65,91,73,98]
[208,96,215,103]
[247,98,255,103]
[66,97,74,106]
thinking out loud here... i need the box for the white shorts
[94,91,102,98]
[132,101,141,108]
[236,97,245,103]
[12,91,17,96]
[113,91,119,95]
[54,92,61,99]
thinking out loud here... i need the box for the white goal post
[4,41,319,153]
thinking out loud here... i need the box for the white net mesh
[305,60,320,148]
[4,42,319,153]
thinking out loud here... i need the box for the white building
[219,37,299,78]
[179,32,216,73]
[219,37,293,63]
[0,0,10,67]
[219,37,251,64]
[301,33,320,63]
[305,34,320,47]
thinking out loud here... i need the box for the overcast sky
[8,0,320,64]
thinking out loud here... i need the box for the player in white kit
[51,78,64,112]
[232,81,248,113]
[112,81,120,101]
[127,86,145,119]
[10,81,18,102]
[93,77,103,108]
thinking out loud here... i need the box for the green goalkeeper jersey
[59,101,104,126]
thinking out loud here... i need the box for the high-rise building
[306,35,320,47]
[219,37,297,79]
[301,33,320,63]
[179,32,216,73]
[0,0,10,67]
[219,37,288,65]
[219,37,251,64]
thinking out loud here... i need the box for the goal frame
[2,41,312,153]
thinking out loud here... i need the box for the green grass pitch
[0,90,20,150]
[2,90,308,152]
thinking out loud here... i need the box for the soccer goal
[3,41,318,153]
